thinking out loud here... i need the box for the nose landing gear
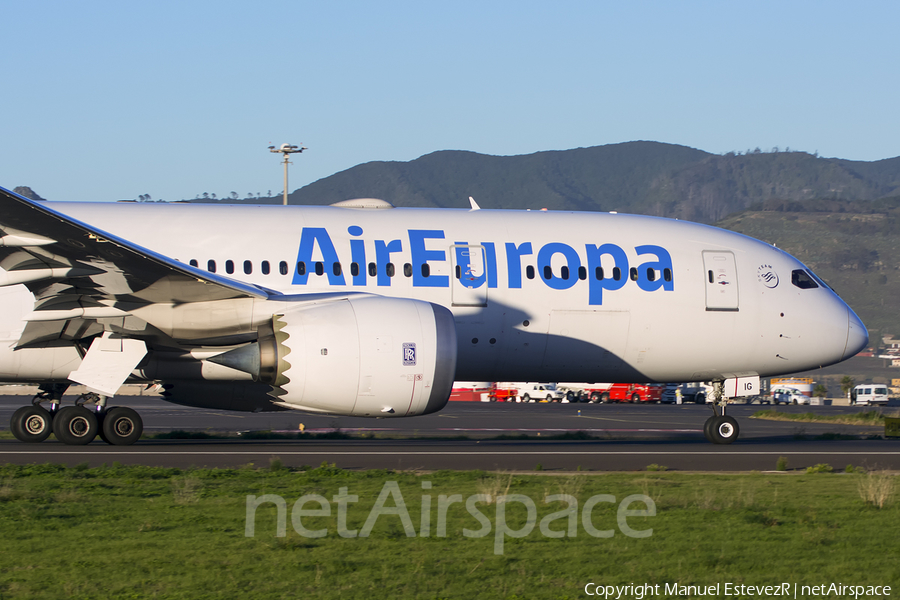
[703,381,740,444]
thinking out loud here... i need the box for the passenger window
[351,262,360,277]
[791,269,818,289]
[578,266,586,280]
[612,267,621,281]
[561,266,570,280]
[207,260,217,273]
[646,268,656,282]
[404,263,412,277]
[297,261,306,276]
[262,261,270,275]
[421,263,430,278]
[243,260,252,275]
[629,267,638,281]
[333,262,342,276]
[189,259,198,268]
[315,262,324,276]
[526,266,535,280]
[663,268,672,282]
[595,267,604,280]
[386,263,395,277]
[279,261,288,275]
[543,266,552,280]
[455,265,461,279]
[226,260,234,274]
[368,262,377,277]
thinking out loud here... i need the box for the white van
[851,384,889,406]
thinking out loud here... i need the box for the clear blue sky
[3,1,899,203]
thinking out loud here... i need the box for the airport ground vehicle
[851,384,889,405]
[770,387,810,405]
[659,382,713,403]
[660,384,679,403]
[490,382,566,403]
[562,383,664,403]
[449,382,491,402]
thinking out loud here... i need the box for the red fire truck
[564,383,665,403]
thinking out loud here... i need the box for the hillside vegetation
[277,142,900,224]
[718,197,900,337]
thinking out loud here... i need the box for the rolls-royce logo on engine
[757,264,779,288]
[403,343,416,366]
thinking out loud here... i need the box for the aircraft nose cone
[843,307,868,360]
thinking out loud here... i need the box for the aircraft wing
[0,186,273,310]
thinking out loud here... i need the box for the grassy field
[0,463,898,599]
[751,409,889,426]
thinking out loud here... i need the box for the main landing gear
[10,385,143,446]
[702,381,739,444]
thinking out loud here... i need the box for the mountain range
[270,141,900,224]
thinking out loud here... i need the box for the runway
[2,396,897,471]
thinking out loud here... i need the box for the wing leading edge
[0,186,273,305]
[0,186,282,352]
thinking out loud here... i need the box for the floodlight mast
[268,143,306,205]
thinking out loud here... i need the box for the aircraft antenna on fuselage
[468,196,481,211]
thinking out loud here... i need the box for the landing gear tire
[97,412,110,444]
[11,405,53,443]
[101,407,143,445]
[53,406,98,445]
[703,416,715,443]
[708,415,739,445]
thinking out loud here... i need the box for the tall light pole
[268,143,306,205]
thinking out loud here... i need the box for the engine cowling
[162,296,457,417]
[265,296,456,417]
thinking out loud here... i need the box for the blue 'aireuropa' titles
[292,227,674,305]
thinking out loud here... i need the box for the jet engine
[160,296,458,417]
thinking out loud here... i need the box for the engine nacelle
[263,296,457,417]
[162,295,457,417]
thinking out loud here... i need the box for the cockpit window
[808,270,833,291]
[791,269,819,289]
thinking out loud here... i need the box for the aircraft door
[702,251,739,311]
[451,245,488,307]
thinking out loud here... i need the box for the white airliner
[0,187,866,446]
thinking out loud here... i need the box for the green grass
[0,464,898,598]
[751,409,887,426]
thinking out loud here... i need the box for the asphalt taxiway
[1,396,897,471]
